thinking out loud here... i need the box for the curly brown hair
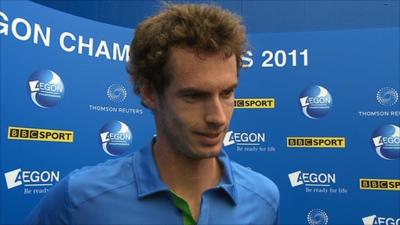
[127,3,247,97]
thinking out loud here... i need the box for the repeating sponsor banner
[1,1,399,225]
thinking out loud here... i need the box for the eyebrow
[177,83,238,95]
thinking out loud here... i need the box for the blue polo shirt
[26,139,279,224]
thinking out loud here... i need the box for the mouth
[194,131,223,146]
[201,133,220,138]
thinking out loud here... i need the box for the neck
[152,137,222,220]
[153,138,222,195]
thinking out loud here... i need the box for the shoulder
[25,154,137,224]
[230,161,279,211]
[67,154,136,207]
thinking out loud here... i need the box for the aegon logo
[300,85,332,119]
[288,171,336,187]
[29,81,63,93]
[99,121,132,156]
[373,136,400,145]
[4,168,60,189]
[27,70,65,108]
[223,131,266,147]
[101,132,131,141]
[372,124,400,160]
[363,215,400,225]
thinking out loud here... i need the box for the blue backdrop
[1,1,399,224]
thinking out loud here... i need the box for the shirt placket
[197,191,211,225]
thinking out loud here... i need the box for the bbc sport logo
[8,126,74,143]
[299,85,332,119]
[372,124,400,160]
[234,98,275,109]
[287,137,345,148]
[360,178,400,191]
[4,168,60,194]
[363,215,400,225]
[307,209,328,225]
[99,121,132,156]
[28,69,64,108]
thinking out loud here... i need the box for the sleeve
[25,176,72,225]
[272,185,280,225]
[267,179,280,225]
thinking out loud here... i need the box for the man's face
[152,47,237,160]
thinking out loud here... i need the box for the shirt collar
[133,138,238,205]
[216,149,238,205]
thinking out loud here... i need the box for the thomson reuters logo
[100,121,132,156]
[288,171,336,187]
[4,168,60,189]
[107,84,127,103]
[360,178,400,191]
[300,85,332,119]
[8,126,74,143]
[307,209,328,225]
[363,215,400,225]
[376,87,399,106]
[287,137,345,148]
[372,124,399,160]
[28,70,64,108]
[234,98,275,109]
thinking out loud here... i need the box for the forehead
[166,47,238,90]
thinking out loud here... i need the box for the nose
[204,96,228,128]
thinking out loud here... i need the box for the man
[26,3,279,225]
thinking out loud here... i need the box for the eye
[221,89,234,98]
[184,93,201,99]
[182,92,207,102]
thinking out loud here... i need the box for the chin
[178,139,223,159]
[191,145,222,159]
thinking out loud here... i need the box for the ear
[140,82,158,110]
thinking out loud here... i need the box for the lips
[195,131,223,146]
[202,133,220,138]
